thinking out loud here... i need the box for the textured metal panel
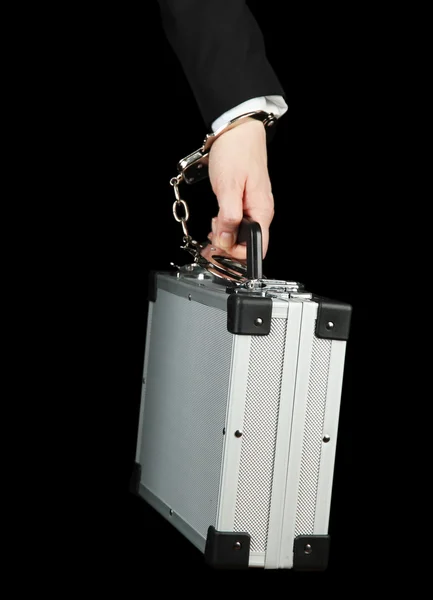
[233,319,287,552]
[135,302,153,463]
[139,288,233,538]
[294,332,332,536]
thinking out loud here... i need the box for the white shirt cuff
[211,95,288,132]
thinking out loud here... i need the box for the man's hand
[207,118,274,260]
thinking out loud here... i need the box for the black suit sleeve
[157,0,286,128]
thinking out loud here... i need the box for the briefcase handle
[236,218,263,281]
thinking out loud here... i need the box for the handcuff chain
[170,175,197,255]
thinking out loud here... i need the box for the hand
[207,118,274,260]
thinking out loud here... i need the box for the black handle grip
[236,218,263,280]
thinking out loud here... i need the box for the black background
[53,1,376,584]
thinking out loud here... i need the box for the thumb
[214,193,243,252]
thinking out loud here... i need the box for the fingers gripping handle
[236,218,263,281]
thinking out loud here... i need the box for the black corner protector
[148,270,158,302]
[227,293,272,335]
[204,526,250,569]
[293,535,330,571]
[314,296,352,341]
[129,462,142,496]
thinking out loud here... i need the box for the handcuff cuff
[169,110,278,285]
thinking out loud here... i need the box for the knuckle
[212,172,244,195]
[251,191,275,220]
[248,182,273,201]
[218,212,242,227]
[260,189,274,205]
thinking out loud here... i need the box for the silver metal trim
[139,484,207,553]
[156,272,229,311]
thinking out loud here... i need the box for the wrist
[175,111,276,186]
[203,111,276,153]
[211,117,266,149]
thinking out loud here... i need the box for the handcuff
[169,110,278,284]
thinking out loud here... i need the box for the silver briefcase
[131,218,352,571]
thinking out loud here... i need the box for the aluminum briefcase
[131,219,352,570]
